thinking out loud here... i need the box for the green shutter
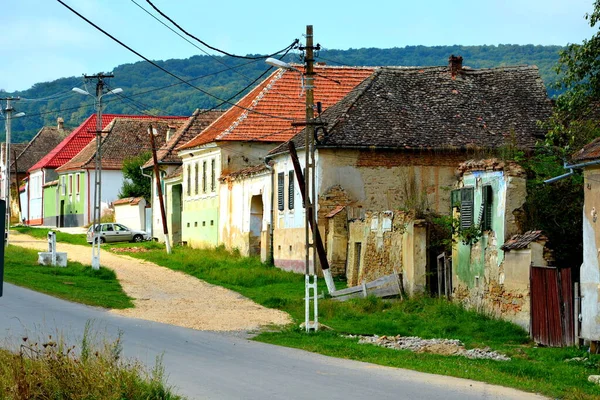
[278,172,285,211]
[288,171,295,210]
[460,187,474,229]
[482,185,493,231]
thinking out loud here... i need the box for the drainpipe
[544,159,600,184]
[264,155,275,265]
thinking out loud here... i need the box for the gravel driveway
[9,231,292,332]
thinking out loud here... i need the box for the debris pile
[110,247,149,253]
[349,335,510,361]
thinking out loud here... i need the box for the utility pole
[301,25,319,332]
[1,97,23,246]
[73,73,122,269]
[148,124,172,254]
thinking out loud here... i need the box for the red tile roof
[28,114,186,172]
[56,117,187,172]
[177,65,374,150]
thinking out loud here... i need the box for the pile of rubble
[349,334,510,361]
[110,247,149,253]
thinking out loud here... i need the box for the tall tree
[119,151,152,201]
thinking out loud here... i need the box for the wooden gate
[530,266,574,347]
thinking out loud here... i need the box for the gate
[530,266,574,347]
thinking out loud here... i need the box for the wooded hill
[2,44,563,143]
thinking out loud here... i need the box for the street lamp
[266,26,334,332]
[3,98,25,245]
[72,82,122,270]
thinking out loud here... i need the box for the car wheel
[133,234,143,243]
[94,237,105,244]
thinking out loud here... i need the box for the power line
[144,0,299,60]
[56,0,295,122]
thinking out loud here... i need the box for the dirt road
[9,232,292,332]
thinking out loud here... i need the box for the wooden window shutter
[288,170,295,210]
[278,172,285,211]
[202,161,207,193]
[482,185,493,231]
[460,187,474,230]
[186,164,191,196]
[211,159,216,192]
[451,189,460,209]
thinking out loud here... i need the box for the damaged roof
[177,65,374,151]
[501,230,546,251]
[572,137,600,163]
[271,63,552,155]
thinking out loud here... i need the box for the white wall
[29,170,43,223]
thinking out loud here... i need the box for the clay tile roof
[113,197,144,206]
[572,137,600,163]
[29,114,186,173]
[271,65,552,155]
[143,109,225,169]
[501,230,546,251]
[11,126,70,174]
[55,116,187,173]
[220,163,269,182]
[164,164,183,180]
[177,65,375,151]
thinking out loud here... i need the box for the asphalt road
[0,283,546,400]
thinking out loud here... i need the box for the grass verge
[12,225,88,246]
[4,245,133,309]
[0,323,184,399]
[108,241,600,400]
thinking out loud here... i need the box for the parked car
[86,223,150,244]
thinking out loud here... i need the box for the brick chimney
[449,55,463,78]
[57,117,64,131]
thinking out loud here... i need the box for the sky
[1,0,598,92]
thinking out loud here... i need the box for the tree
[547,0,600,153]
[118,151,152,201]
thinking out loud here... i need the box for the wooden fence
[330,270,403,302]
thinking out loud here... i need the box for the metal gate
[530,266,574,347]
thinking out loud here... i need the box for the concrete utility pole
[148,124,172,254]
[73,74,122,269]
[1,97,24,246]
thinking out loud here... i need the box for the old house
[267,58,552,289]
[53,117,186,227]
[176,65,374,251]
[6,118,70,223]
[570,138,600,344]
[141,109,224,244]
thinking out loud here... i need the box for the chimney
[449,55,463,78]
[57,117,64,131]
[166,125,174,142]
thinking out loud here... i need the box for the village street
[0,232,547,399]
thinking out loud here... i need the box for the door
[114,223,133,242]
[100,223,115,242]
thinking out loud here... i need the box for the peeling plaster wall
[220,171,271,260]
[581,167,600,341]
[453,166,530,329]
[346,211,426,295]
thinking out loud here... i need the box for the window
[186,164,191,196]
[211,159,217,192]
[451,187,474,229]
[202,160,207,193]
[194,162,199,195]
[76,173,80,194]
[60,176,66,195]
[288,170,295,210]
[277,172,285,211]
[68,175,73,195]
[481,185,493,231]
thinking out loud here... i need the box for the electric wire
[144,0,298,60]
[56,0,295,122]
[130,0,258,83]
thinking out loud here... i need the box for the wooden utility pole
[149,125,171,254]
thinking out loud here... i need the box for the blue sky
[1,0,597,92]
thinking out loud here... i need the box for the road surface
[0,284,546,399]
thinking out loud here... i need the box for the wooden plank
[368,285,400,298]
[365,274,398,289]
[331,285,364,297]
[361,281,368,298]
[332,291,365,302]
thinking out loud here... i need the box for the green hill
[1,44,564,143]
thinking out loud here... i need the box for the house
[53,117,186,227]
[26,114,182,226]
[451,159,558,333]
[175,65,374,251]
[113,197,148,232]
[569,138,600,344]
[12,118,70,223]
[266,57,552,287]
[141,109,225,244]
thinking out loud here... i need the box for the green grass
[12,225,89,246]
[108,242,600,399]
[4,245,133,309]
